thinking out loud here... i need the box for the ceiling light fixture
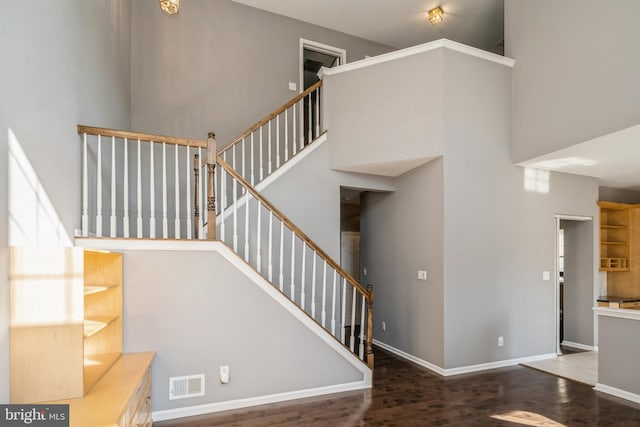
[428,6,444,25]
[160,0,179,15]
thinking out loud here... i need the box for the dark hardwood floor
[155,347,640,426]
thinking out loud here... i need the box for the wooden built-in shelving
[598,201,631,272]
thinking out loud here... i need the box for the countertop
[597,296,640,303]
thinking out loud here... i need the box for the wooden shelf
[598,201,631,272]
[84,284,119,296]
[84,316,120,339]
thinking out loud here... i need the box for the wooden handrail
[78,125,208,149]
[217,154,371,300]
[221,80,323,152]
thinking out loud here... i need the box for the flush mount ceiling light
[428,6,444,25]
[160,0,179,15]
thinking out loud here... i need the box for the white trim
[321,39,514,78]
[594,383,640,405]
[554,214,593,221]
[373,339,557,377]
[300,38,346,92]
[561,341,597,352]
[152,380,370,422]
[594,306,640,321]
[75,238,372,383]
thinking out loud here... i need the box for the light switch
[418,270,428,281]
[542,271,550,281]
[288,82,297,91]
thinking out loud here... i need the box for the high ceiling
[230,0,504,53]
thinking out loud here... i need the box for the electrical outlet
[362,267,367,277]
[381,321,386,331]
[498,336,504,347]
[542,271,550,281]
[219,365,230,384]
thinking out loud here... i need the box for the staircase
[76,79,375,370]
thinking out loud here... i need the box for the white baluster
[220,168,226,242]
[110,136,116,237]
[233,171,238,251]
[311,253,317,318]
[262,126,267,179]
[174,144,180,239]
[96,135,102,237]
[241,137,246,181]
[256,202,262,273]
[232,144,236,171]
[150,141,156,238]
[331,269,337,336]
[268,211,273,282]
[300,243,306,310]
[350,288,357,351]
[359,294,366,359]
[162,142,168,239]
[267,120,278,174]
[293,104,297,155]
[284,109,289,162]
[123,138,130,238]
[185,146,192,239]
[341,277,347,343]
[308,94,312,144]
[82,133,88,236]
[315,87,320,137]
[321,260,327,327]
[137,139,142,238]
[299,99,304,151]
[290,231,295,300]
[278,221,284,291]
[244,192,250,262]
[250,133,255,186]
[274,118,280,168]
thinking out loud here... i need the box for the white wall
[0,0,131,402]
[130,0,393,146]
[506,0,640,162]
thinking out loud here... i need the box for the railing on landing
[215,155,374,367]
[219,80,323,186]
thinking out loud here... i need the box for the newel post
[366,284,375,370]
[206,132,217,240]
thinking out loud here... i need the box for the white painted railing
[79,126,210,239]
[216,155,374,367]
[219,80,323,186]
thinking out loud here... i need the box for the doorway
[299,39,345,144]
[555,215,595,355]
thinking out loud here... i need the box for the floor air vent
[169,374,205,400]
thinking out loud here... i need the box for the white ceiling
[230,0,504,52]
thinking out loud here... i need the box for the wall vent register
[169,374,205,400]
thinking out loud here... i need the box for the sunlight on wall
[524,167,550,194]
[8,127,72,246]
[9,247,83,326]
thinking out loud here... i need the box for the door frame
[554,214,593,355]
[299,38,346,92]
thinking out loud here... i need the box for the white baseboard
[594,383,640,404]
[561,340,597,352]
[373,339,557,377]
[152,380,369,422]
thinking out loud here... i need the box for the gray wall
[360,159,445,367]
[121,249,364,411]
[0,0,131,402]
[562,220,595,347]
[131,0,393,145]
[506,0,640,163]
[441,49,599,368]
[324,50,444,175]
[598,315,640,395]
[261,141,395,261]
[599,187,640,204]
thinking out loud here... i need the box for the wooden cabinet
[9,247,122,403]
[598,201,631,271]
